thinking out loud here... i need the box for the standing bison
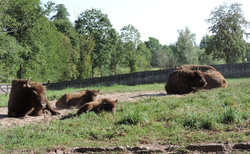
[55,89,100,109]
[165,68,207,94]
[8,78,60,117]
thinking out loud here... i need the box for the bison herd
[7,65,227,118]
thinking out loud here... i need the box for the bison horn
[42,79,51,87]
[26,77,32,88]
[196,67,200,72]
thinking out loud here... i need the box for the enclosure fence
[48,63,250,90]
[1,63,250,93]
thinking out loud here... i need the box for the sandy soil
[0,90,178,128]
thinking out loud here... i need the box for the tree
[109,32,126,75]
[0,33,25,82]
[75,8,116,77]
[199,35,213,49]
[120,24,141,47]
[136,42,152,70]
[205,3,250,63]
[199,35,225,65]
[158,45,178,69]
[144,37,162,67]
[77,34,95,79]
[175,27,198,65]
[1,0,54,39]
[50,4,69,21]
[124,41,137,72]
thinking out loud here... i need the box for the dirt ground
[0,90,174,128]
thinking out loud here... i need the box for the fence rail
[0,84,11,95]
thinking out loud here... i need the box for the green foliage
[205,3,250,63]
[144,37,165,67]
[117,104,149,125]
[109,35,126,75]
[120,24,141,47]
[50,4,70,21]
[136,43,152,70]
[0,0,249,83]
[174,27,200,65]
[0,33,25,82]
[75,8,116,77]
[77,34,95,79]
[158,50,178,69]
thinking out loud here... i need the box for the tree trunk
[92,65,95,78]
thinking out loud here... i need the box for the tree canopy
[205,3,250,63]
[0,1,249,83]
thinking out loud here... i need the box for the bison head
[26,77,48,109]
[86,89,100,101]
[190,68,207,89]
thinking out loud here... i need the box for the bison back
[202,70,227,89]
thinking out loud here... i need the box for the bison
[8,78,60,117]
[165,68,207,94]
[55,89,100,109]
[202,70,227,89]
[177,64,216,72]
[76,98,118,116]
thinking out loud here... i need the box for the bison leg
[8,110,23,117]
[76,105,89,116]
[28,108,43,116]
[45,100,60,115]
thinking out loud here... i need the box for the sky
[41,0,250,45]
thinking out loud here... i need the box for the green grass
[0,78,249,152]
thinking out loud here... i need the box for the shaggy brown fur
[55,89,100,109]
[165,69,207,94]
[8,78,60,117]
[177,64,216,72]
[76,98,118,116]
[202,70,227,89]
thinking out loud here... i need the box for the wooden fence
[0,84,11,95]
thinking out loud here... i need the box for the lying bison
[8,78,60,117]
[177,64,216,72]
[55,89,100,109]
[202,70,227,89]
[176,64,227,89]
[76,98,118,116]
[165,68,207,94]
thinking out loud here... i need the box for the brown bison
[177,64,216,72]
[76,98,118,116]
[165,68,207,94]
[8,78,60,117]
[55,89,100,109]
[202,70,227,89]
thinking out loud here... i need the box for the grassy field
[0,78,249,152]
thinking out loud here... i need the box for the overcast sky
[41,0,250,45]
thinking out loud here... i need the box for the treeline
[0,1,250,83]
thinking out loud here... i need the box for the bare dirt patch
[0,90,178,128]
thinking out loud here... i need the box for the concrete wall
[48,63,250,90]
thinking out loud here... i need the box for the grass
[0,78,249,152]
